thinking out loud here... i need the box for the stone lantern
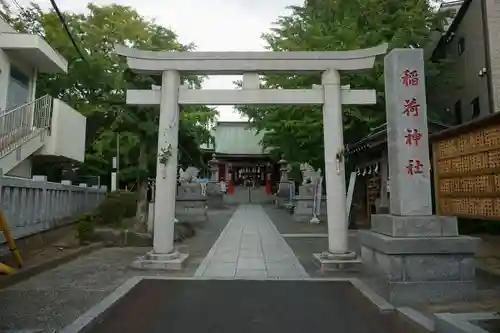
[278,155,289,181]
[208,153,219,181]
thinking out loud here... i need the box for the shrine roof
[200,121,271,156]
[346,120,450,156]
[429,110,500,141]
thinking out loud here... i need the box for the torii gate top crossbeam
[114,43,388,75]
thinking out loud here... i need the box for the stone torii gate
[115,44,388,269]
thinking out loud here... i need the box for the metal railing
[0,95,52,157]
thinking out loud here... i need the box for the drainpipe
[30,67,38,129]
[481,0,495,114]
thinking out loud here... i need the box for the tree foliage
[0,2,216,185]
[1,2,216,230]
[237,0,452,169]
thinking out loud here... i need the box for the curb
[397,307,435,333]
[0,243,104,289]
[350,279,395,314]
[476,264,500,279]
[435,312,499,333]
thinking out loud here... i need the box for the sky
[14,0,452,121]
[16,0,303,122]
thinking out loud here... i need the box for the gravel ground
[263,204,328,235]
[0,207,236,333]
[263,205,362,278]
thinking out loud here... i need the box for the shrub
[174,222,196,242]
[459,218,500,235]
[76,213,95,244]
[94,190,137,226]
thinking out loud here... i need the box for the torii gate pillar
[322,69,348,254]
[153,70,181,255]
[115,43,388,271]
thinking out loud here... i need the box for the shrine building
[201,121,279,192]
[345,120,450,228]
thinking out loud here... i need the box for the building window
[6,65,31,110]
[454,100,462,125]
[471,97,480,119]
[458,37,465,55]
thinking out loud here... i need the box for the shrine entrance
[115,43,387,266]
[226,186,270,204]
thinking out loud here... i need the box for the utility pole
[116,132,120,177]
[111,110,122,192]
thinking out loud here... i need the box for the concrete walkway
[195,204,308,279]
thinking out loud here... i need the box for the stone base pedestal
[284,202,294,213]
[359,214,479,305]
[175,196,208,223]
[275,196,290,209]
[207,194,224,209]
[275,181,293,209]
[312,251,362,272]
[293,196,326,222]
[131,251,189,270]
[206,182,224,209]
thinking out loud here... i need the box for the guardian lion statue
[178,166,200,184]
[300,163,321,185]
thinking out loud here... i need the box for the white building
[440,0,465,32]
[0,17,86,178]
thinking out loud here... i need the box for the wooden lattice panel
[437,139,457,159]
[488,149,500,168]
[481,127,500,148]
[457,134,470,155]
[494,198,500,217]
[440,197,496,217]
[437,124,500,158]
[437,152,489,175]
[438,175,493,194]
[437,159,452,174]
[433,121,500,219]
[438,178,452,194]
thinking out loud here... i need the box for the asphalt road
[88,279,402,333]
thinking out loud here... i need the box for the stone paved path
[195,204,308,279]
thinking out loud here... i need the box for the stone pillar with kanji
[359,49,479,305]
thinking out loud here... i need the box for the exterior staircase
[0,95,52,174]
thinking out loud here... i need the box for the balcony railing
[0,95,52,158]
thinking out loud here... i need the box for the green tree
[1,2,216,231]
[238,0,451,169]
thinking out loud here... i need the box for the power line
[9,0,27,16]
[8,0,47,41]
[19,0,211,168]
[48,0,88,63]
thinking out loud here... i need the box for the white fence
[0,174,106,244]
